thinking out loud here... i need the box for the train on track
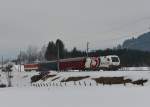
[24,55,120,71]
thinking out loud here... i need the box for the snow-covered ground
[0,86,150,107]
[0,65,150,107]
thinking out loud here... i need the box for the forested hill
[122,32,150,51]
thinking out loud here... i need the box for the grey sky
[0,0,150,58]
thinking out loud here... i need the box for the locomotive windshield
[111,57,119,62]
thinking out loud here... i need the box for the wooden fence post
[84,81,86,86]
[79,81,81,86]
[60,82,62,87]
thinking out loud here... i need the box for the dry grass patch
[31,74,57,82]
[61,76,90,82]
[41,75,57,81]
[93,77,148,86]
[31,75,42,83]
[93,77,132,85]
[51,77,60,81]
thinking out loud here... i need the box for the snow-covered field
[0,65,150,107]
[0,86,150,107]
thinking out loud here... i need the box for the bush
[0,84,6,88]
[132,79,148,86]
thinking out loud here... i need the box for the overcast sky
[0,0,150,58]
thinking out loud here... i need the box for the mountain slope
[122,32,150,51]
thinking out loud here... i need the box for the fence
[119,67,150,71]
[31,81,101,88]
[31,81,132,88]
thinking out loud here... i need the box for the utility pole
[2,56,3,71]
[57,43,60,71]
[7,69,11,87]
[19,50,21,72]
[6,64,12,87]
[86,42,89,57]
[18,50,21,72]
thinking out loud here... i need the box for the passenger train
[24,55,120,71]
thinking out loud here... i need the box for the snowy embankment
[0,65,150,87]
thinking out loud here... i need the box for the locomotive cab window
[111,57,119,62]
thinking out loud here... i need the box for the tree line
[16,39,150,67]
